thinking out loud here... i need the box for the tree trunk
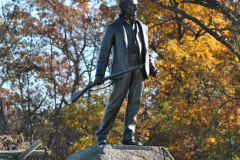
[0,98,6,135]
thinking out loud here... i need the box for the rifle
[71,64,145,103]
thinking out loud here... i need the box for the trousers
[96,54,144,141]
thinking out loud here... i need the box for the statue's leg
[96,71,132,140]
[122,57,144,141]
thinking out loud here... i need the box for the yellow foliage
[136,0,240,159]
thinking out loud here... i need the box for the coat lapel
[136,20,150,78]
[136,20,147,53]
[136,24,142,56]
[136,20,148,62]
[115,18,128,49]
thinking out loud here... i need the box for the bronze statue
[94,0,158,145]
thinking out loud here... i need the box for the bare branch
[206,66,240,100]
[148,18,178,30]
[19,92,48,133]
[150,0,240,60]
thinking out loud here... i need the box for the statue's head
[118,0,138,18]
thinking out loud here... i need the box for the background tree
[1,0,240,159]
[135,0,240,159]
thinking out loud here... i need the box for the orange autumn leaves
[57,0,240,159]
[140,0,240,159]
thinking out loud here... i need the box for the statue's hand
[150,68,159,77]
[95,74,104,85]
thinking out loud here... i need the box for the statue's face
[124,0,138,18]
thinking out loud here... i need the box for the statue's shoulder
[142,23,148,29]
[136,19,148,30]
[106,18,121,28]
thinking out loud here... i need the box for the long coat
[96,17,155,80]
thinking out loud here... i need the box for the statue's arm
[149,51,155,69]
[96,25,114,77]
[145,25,158,77]
[149,51,159,77]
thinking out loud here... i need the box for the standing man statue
[94,0,159,145]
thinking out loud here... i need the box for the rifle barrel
[71,64,145,103]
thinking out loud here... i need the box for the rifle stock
[71,81,96,103]
[71,64,145,103]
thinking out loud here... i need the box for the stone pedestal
[67,144,174,160]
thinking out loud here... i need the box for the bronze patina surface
[95,0,159,145]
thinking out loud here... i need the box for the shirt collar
[120,16,136,24]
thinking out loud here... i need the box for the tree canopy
[0,0,240,159]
